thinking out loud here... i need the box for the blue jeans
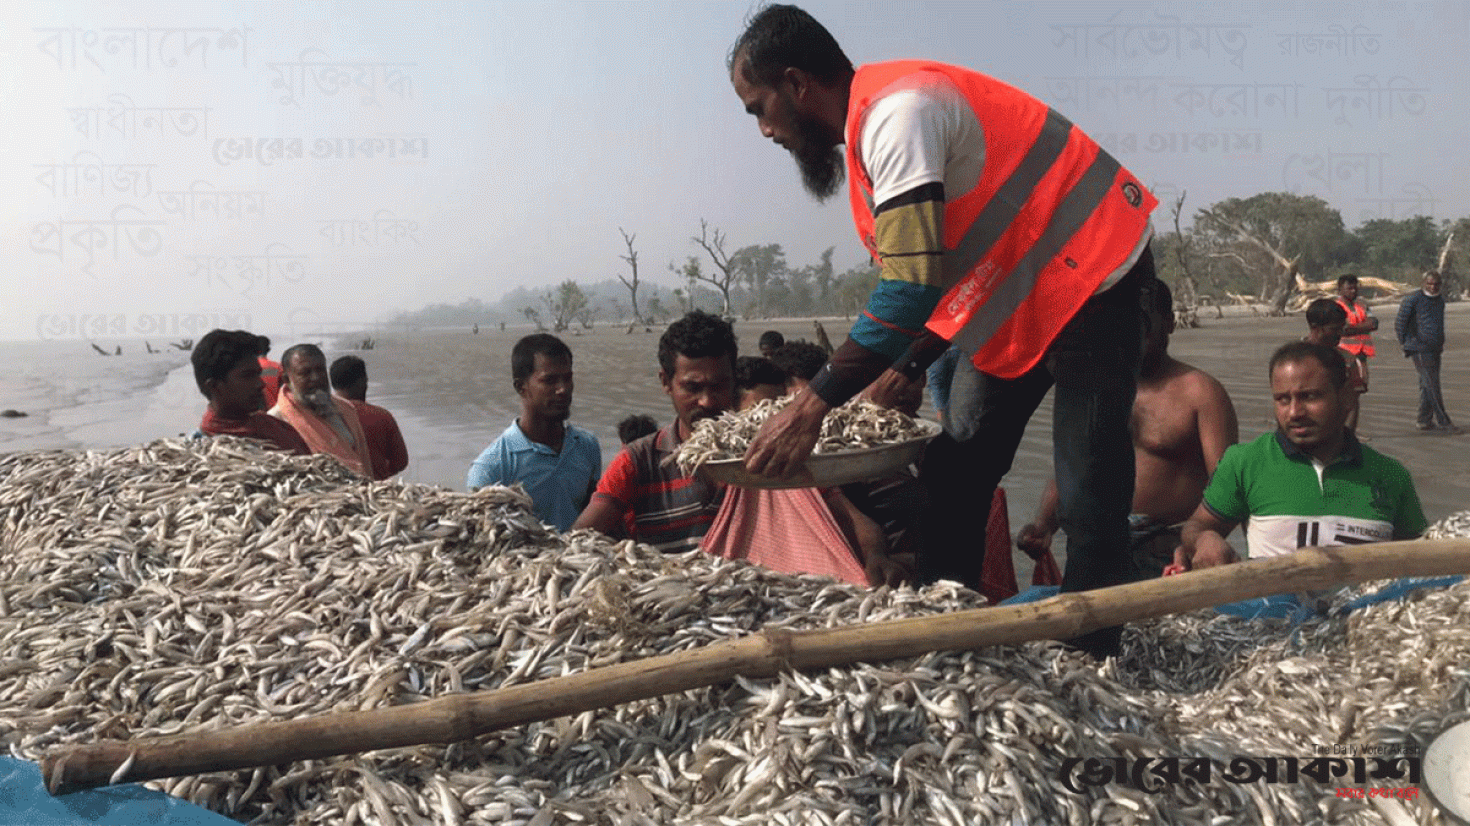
[1410,352,1453,428]
[920,248,1153,647]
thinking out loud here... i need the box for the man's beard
[302,388,337,417]
[791,113,844,201]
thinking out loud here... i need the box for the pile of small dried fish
[1,438,1466,825]
[675,397,933,476]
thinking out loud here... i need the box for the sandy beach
[358,304,1470,580]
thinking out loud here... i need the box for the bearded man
[728,5,1158,656]
[269,343,374,477]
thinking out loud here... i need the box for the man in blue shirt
[467,334,602,531]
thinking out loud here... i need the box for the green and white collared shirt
[1202,430,1427,559]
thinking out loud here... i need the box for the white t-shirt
[852,71,1151,291]
[855,75,984,212]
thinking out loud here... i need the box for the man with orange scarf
[269,343,374,477]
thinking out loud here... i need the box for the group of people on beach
[190,329,409,482]
[190,4,1451,660]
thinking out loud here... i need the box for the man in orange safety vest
[729,5,1161,657]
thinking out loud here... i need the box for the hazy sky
[4,1,1467,341]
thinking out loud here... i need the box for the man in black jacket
[1396,271,1459,434]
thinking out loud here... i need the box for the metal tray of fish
[698,419,942,489]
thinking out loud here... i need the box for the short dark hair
[1148,279,1174,317]
[280,343,325,373]
[512,334,573,386]
[617,414,658,444]
[758,330,785,350]
[1336,274,1358,288]
[658,311,738,376]
[255,335,271,356]
[769,340,828,382]
[191,329,260,395]
[1305,298,1347,328]
[729,4,853,88]
[1269,341,1347,390]
[735,355,788,390]
[330,355,367,390]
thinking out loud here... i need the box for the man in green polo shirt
[1173,341,1426,570]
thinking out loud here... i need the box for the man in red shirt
[193,329,309,455]
[330,355,410,480]
[572,311,736,553]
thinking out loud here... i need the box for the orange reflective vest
[844,61,1157,379]
[259,356,283,409]
[1335,298,1375,358]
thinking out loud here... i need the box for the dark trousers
[920,248,1154,649]
[1410,352,1453,428]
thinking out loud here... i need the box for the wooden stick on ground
[42,538,1470,796]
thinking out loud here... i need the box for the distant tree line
[388,198,1466,330]
[387,220,882,330]
[1154,191,1466,316]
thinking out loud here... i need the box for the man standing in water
[728,5,1158,655]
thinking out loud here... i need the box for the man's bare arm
[571,497,624,537]
[1174,501,1240,571]
[1192,374,1239,477]
[823,487,905,587]
[1017,478,1060,559]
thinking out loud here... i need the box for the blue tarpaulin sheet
[0,758,236,826]
[1000,575,1464,621]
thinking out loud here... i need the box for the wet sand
[358,305,1469,580]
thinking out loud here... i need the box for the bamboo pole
[41,538,1470,796]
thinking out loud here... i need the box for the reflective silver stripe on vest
[949,148,1123,357]
[941,108,1074,285]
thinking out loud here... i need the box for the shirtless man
[1017,281,1238,580]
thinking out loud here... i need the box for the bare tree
[689,219,740,317]
[1197,207,1301,316]
[617,228,644,325]
[1438,229,1460,300]
[1169,192,1202,327]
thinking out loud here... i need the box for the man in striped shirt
[572,311,736,553]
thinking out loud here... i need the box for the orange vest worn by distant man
[1335,298,1376,359]
[259,356,283,409]
[844,60,1158,379]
